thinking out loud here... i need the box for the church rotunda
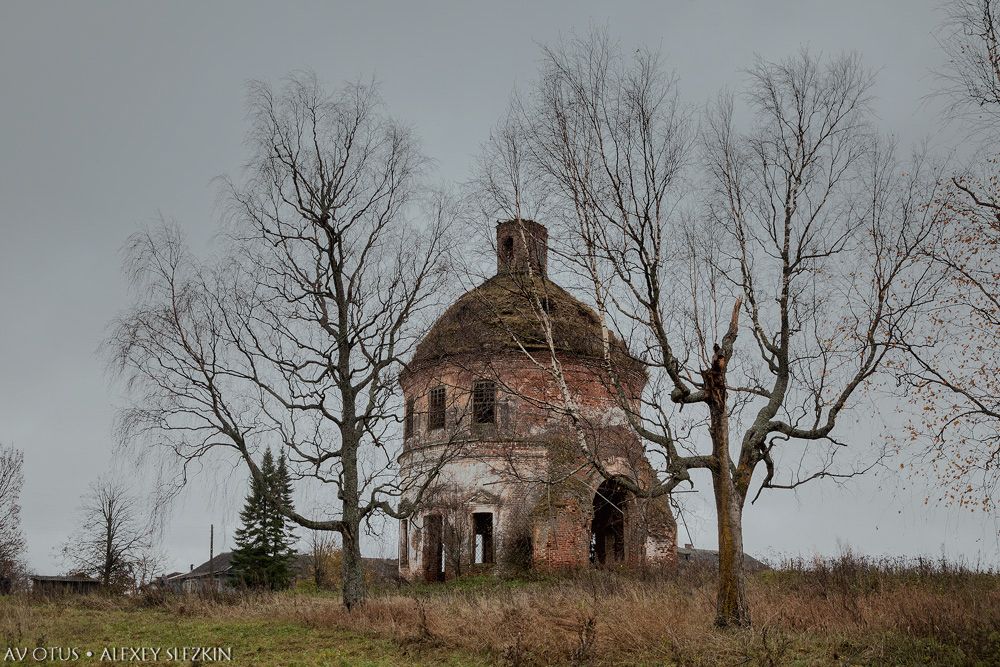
[397,219,676,581]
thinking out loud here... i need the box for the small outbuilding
[30,574,101,595]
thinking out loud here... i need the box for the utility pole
[209,523,214,595]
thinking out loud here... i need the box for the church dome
[407,220,637,373]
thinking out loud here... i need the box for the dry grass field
[2,555,999,666]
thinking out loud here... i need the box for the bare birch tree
[899,167,1000,511]
[0,444,25,592]
[935,0,1000,129]
[896,0,1000,510]
[476,34,945,627]
[108,73,457,609]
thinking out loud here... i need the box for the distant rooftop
[166,551,235,581]
[677,547,769,572]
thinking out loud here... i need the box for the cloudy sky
[2,0,996,576]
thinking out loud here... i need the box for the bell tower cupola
[496,219,548,278]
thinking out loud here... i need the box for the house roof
[167,552,235,581]
[165,551,397,583]
[30,575,100,583]
[677,547,769,571]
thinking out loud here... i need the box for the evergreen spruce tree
[264,453,297,589]
[231,450,297,589]
[231,450,273,588]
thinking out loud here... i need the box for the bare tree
[476,34,945,627]
[935,0,1000,128]
[107,73,458,609]
[307,528,340,589]
[891,0,1000,512]
[0,444,25,592]
[132,547,168,590]
[62,479,153,591]
[898,172,1000,510]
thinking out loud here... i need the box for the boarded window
[472,512,494,564]
[399,519,409,567]
[428,386,446,431]
[424,514,445,582]
[404,398,415,438]
[472,380,496,424]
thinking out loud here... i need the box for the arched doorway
[590,479,628,565]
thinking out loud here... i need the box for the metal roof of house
[164,551,397,582]
[167,552,235,580]
[30,575,100,583]
[677,547,769,571]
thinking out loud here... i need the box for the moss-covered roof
[409,273,636,372]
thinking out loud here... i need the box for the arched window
[501,236,514,263]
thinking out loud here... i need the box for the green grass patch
[0,599,486,666]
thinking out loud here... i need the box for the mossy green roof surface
[409,273,636,372]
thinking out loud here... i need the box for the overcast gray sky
[2,0,996,576]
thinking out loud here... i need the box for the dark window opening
[400,519,409,567]
[472,380,496,424]
[502,236,514,263]
[404,398,415,438]
[540,297,554,314]
[428,386,446,431]
[423,514,445,582]
[590,480,627,566]
[472,512,494,564]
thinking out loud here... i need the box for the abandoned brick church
[398,220,676,581]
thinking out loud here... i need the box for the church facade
[398,220,676,581]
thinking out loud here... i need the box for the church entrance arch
[590,479,628,565]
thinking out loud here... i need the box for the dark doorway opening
[472,512,494,564]
[590,479,627,566]
[423,514,445,582]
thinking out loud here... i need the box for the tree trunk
[704,334,751,628]
[340,521,365,611]
[338,371,367,610]
[340,424,366,610]
[103,515,113,589]
[713,464,750,628]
